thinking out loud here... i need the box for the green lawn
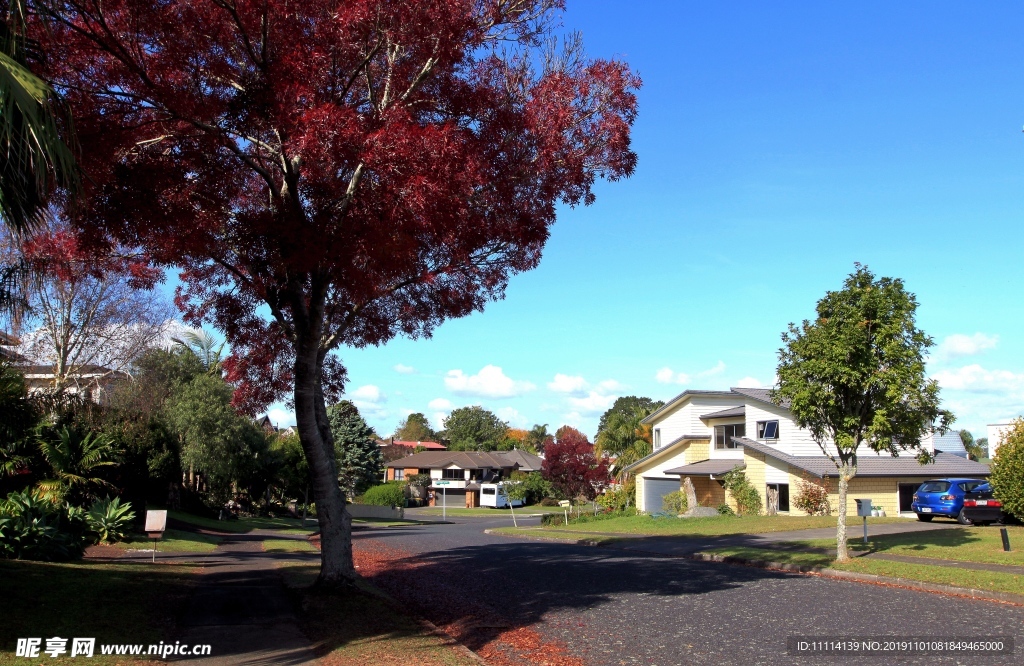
[828,525,1024,566]
[0,559,195,665]
[262,538,317,553]
[278,562,478,665]
[169,510,315,534]
[522,513,911,537]
[413,504,564,517]
[114,528,222,553]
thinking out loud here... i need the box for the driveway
[357,511,1022,666]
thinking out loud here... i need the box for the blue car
[912,478,989,524]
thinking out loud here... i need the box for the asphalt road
[355,511,1024,666]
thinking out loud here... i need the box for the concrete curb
[487,528,1024,607]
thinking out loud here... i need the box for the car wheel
[956,509,973,525]
[916,513,933,522]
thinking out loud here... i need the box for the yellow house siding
[742,450,767,511]
[687,439,710,462]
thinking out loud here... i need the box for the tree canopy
[541,427,608,502]
[442,406,508,451]
[393,413,437,442]
[597,396,663,437]
[327,400,383,499]
[774,264,953,561]
[40,0,639,584]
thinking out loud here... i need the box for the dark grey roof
[933,431,967,457]
[663,459,744,477]
[700,405,745,420]
[385,450,533,470]
[621,434,711,473]
[734,437,990,478]
[730,386,790,409]
[498,449,545,472]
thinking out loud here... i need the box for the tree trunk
[293,343,354,585]
[682,477,697,513]
[835,461,854,562]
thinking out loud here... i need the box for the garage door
[434,489,466,507]
[643,478,680,514]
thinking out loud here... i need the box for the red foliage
[542,427,610,501]
[38,0,640,415]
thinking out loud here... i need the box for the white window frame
[757,420,780,440]
[653,428,661,449]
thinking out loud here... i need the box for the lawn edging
[487,526,1024,607]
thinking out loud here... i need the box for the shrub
[0,491,88,561]
[86,497,136,543]
[661,490,688,515]
[406,473,432,488]
[717,503,735,516]
[720,468,762,516]
[597,483,634,512]
[540,506,636,526]
[511,471,554,505]
[990,418,1024,522]
[792,475,833,516]
[361,482,406,507]
[540,497,561,507]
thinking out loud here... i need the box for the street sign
[435,480,452,486]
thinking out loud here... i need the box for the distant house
[17,363,128,405]
[987,422,1019,459]
[626,386,989,516]
[385,449,544,508]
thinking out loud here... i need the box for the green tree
[35,426,119,505]
[0,0,79,234]
[989,419,1024,522]
[975,437,989,460]
[526,424,550,454]
[595,404,658,482]
[165,373,269,505]
[442,406,508,451]
[0,359,38,483]
[327,400,383,499]
[172,330,226,375]
[959,430,984,461]
[775,265,953,562]
[597,396,664,437]
[393,412,436,442]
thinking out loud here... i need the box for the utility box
[855,499,873,517]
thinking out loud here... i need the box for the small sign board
[145,510,168,539]
[435,480,452,486]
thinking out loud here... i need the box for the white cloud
[934,333,999,361]
[444,365,535,398]
[428,397,453,410]
[496,406,528,428]
[348,384,388,419]
[596,379,625,393]
[568,391,617,416]
[266,407,296,428]
[734,376,765,388]
[548,373,589,395]
[431,412,448,430]
[656,367,690,384]
[932,364,1024,393]
[393,363,417,374]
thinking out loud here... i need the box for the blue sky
[243,3,1024,439]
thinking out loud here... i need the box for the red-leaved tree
[542,426,609,501]
[39,0,639,584]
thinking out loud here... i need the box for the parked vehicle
[911,478,989,524]
[960,483,1003,526]
[480,482,525,509]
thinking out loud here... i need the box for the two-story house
[626,386,989,516]
[384,449,543,507]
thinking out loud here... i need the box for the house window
[714,423,745,449]
[653,428,661,449]
[757,420,780,440]
[441,468,464,480]
[394,468,405,481]
[766,483,790,512]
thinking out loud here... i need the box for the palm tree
[595,406,655,483]
[172,329,226,375]
[0,0,79,234]
[36,426,118,504]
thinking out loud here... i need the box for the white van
[479,483,525,508]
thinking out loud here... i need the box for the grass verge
[278,563,479,666]
[516,514,910,537]
[169,510,315,534]
[815,525,1024,566]
[698,545,1024,597]
[263,538,317,553]
[0,559,195,665]
[115,528,222,553]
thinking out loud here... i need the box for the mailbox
[855,499,873,517]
